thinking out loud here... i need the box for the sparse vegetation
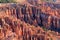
[42,26,48,31]
[0,0,16,3]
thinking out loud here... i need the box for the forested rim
[0,0,16,3]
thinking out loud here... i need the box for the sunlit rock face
[16,0,27,4]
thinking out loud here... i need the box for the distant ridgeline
[0,0,59,4]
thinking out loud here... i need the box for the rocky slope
[0,1,60,40]
[3,3,60,32]
[0,11,59,40]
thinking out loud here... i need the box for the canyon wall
[0,3,60,40]
[1,3,60,32]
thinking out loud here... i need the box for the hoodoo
[0,0,60,40]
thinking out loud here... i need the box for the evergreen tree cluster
[0,0,16,3]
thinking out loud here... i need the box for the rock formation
[0,1,60,40]
[1,3,60,32]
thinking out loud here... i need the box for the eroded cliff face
[0,14,59,40]
[1,3,60,32]
[0,3,60,40]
